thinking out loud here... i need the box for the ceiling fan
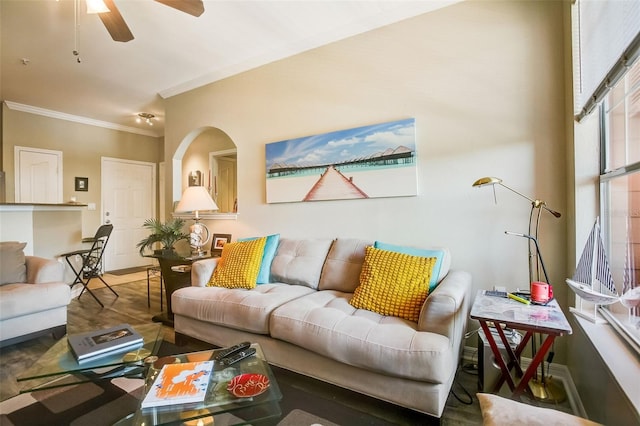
[89,0,205,42]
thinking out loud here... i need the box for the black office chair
[61,224,117,307]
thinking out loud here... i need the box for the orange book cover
[142,360,214,409]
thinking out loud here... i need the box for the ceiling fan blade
[154,0,205,17]
[98,0,134,42]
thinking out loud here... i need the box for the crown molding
[4,101,161,138]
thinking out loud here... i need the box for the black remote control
[221,348,256,366]
[211,341,251,362]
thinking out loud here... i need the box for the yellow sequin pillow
[350,246,436,322]
[207,237,267,289]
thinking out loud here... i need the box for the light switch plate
[88,203,96,210]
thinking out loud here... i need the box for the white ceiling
[1,0,459,137]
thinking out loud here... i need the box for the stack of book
[67,324,144,364]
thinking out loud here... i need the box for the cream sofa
[0,242,71,347]
[172,238,472,419]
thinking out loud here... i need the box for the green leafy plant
[136,218,189,255]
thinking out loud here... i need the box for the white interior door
[102,157,156,271]
[216,157,236,212]
[209,149,237,213]
[14,146,62,203]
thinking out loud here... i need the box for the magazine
[141,360,214,409]
[68,324,143,363]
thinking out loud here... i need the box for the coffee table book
[68,324,144,363]
[141,360,214,409]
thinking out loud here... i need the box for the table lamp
[174,186,218,257]
[472,176,564,403]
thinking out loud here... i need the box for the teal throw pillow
[373,241,444,291]
[238,234,280,284]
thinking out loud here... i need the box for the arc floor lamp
[472,176,565,403]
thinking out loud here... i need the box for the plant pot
[154,248,175,256]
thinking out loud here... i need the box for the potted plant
[136,218,189,255]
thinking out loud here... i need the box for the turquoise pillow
[373,241,444,291]
[238,234,280,284]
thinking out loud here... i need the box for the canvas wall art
[265,118,417,203]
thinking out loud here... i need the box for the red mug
[531,281,552,303]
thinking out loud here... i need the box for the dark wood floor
[0,278,572,425]
[0,277,173,401]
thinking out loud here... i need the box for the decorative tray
[226,373,270,398]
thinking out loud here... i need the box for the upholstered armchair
[0,242,71,347]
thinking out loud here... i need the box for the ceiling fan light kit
[87,0,205,43]
[137,113,155,126]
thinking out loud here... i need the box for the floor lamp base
[528,376,566,403]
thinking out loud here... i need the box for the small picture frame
[189,170,202,187]
[211,234,232,257]
[75,177,88,192]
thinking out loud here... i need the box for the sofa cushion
[172,284,315,334]
[0,242,27,285]
[238,234,280,284]
[374,241,450,291]
[270,290,453,383]
[318,238,373,292]
[270,238,333,289]
[350,246,436,322]
[207,237,266,289]
[0,282,71,320]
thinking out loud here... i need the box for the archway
[172,127,237,213]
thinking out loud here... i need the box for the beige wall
[1,104,162,236]
[165,1,571,361]
[0,207,84,261]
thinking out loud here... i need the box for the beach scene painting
[266,118,417,203]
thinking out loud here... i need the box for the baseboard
[462,344,588,419]
[70,285,83,298]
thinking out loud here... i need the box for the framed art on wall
[211,234,232,256]
[265,118,417,203]
[189,171,202,187]
[75,177,88,192]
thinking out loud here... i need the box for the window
[600,59,640,351]
[573,0,640,121]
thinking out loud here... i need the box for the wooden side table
[470,290,572,400]
[145,252,211,326]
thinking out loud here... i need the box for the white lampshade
[175,186,218,213]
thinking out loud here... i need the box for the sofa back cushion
[0,241,27,285]
[270,238,333,289]
[318,238,373,292]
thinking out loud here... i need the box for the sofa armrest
[190,257,221,287]
[418,270,472,340]
[25,256,65,284]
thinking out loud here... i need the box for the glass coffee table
[117,343,282,426]
[17,323,163,393]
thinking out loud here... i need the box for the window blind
[574,0,640,122]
